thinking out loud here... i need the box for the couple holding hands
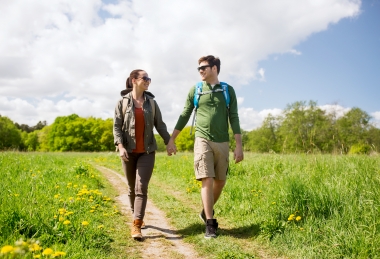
[113,55,244,240]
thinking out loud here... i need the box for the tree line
[1,100,379,154]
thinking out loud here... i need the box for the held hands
[234,145,244,164]
[166,139,177,156]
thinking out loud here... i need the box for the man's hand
[118,144,129,161]
[166,138,177,156]
[233,134,244,164]
[233,145,244,163]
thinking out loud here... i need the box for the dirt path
[95,165,203,259]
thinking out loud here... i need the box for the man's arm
[233,134,244,163]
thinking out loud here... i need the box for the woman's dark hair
[198,55,221,74]
[126,69,144,88]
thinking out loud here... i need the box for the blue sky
[0,0,379,131]
[248,0,380,115]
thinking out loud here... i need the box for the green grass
[0,152,139,259]
[2,152,380,258]
[95,152,380,259]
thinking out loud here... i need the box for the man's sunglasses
[137,76,152,82]
[197,65,212,71]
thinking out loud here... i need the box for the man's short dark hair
[198,55,221,74]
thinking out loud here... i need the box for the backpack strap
[220,82,230,109]
[193,82,203,110]
[121,97,156,129]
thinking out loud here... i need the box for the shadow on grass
[176,223,261,239]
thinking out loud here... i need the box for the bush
[349,143,371,154]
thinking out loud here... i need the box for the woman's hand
[118,144,129,161]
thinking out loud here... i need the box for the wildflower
[1,245,14,254]
[54,215,57,219]
[42,248,54,255]
[59,217,64,222]
[82,221,89,226]
[52,251,66,257]
[58,208,66,214]
[33,255,41,258]
[296,216,302,221]
[54,194,60,199]
[288,214,295,221]
[64,211,73,216]
[29,243,42,252]
[63,220,70,225]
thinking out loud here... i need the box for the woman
[113,69,171,240]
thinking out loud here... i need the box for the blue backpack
[190,81,230,134]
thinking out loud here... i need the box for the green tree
[277,101,332,153]
[0,115,22,149]
[176,126,195,151]
[155,134,166,152]
[245,114,280,152]
[336,107,371,153]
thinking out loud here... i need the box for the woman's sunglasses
[137,76,152,82]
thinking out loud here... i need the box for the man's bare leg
[201,177,214,219]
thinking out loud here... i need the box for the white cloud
[319,104,351,118]
[0,0,361,130]
[287,49,302,55]
[239,107,282,131]
[257,68,266,82]
[371,111,380,128]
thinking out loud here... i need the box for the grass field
[94,152,380,259]
[0,152,139,259]
[1,152,380,258]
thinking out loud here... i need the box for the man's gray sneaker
[199,209,214,224]
[205,219,218,239]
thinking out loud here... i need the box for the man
[166,55,244,238]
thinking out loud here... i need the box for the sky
[1,0,379,131]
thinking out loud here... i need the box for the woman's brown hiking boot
[131,219,143,240]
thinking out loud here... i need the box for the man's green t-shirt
[174,82,241,142]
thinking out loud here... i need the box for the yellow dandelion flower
[54,215,57,219]
[288,214,295,221]
[296,216,302,221]
[82,221,89,226]
[33,255,41,258]
[59,217,64,222]
[1,245,14,254]
[52,251,66,257]
[42,248,54,255]
[63,220,71,225]
[29,243,42,252]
